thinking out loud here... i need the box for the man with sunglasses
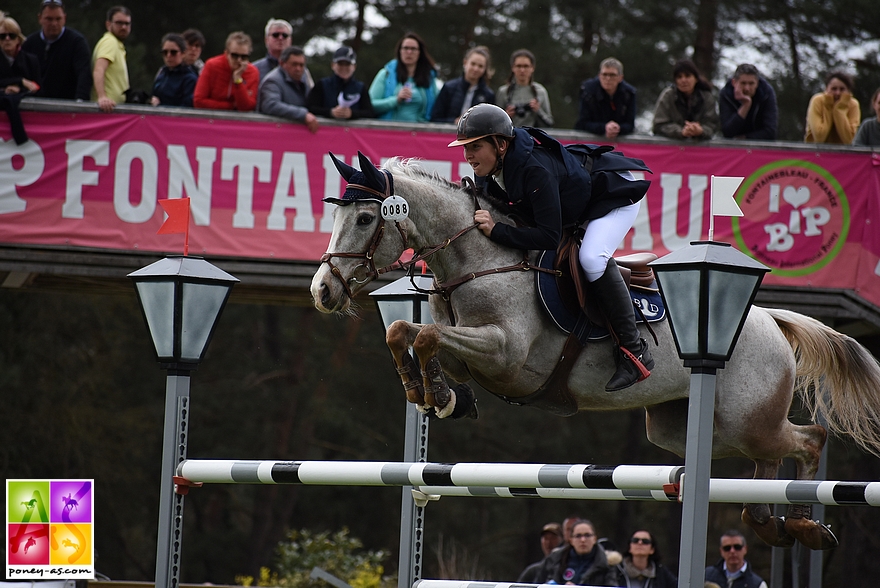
[705,530,767,588]
[22,0,91,101]
[91,5,131,112]
[253,18,314,87]
[194,31,259,111]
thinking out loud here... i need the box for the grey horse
[311,152,880,551]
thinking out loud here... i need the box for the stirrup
[605,339,653,392]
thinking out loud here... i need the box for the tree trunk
[693,0,718,78]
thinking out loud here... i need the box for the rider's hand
[474,209,495,237]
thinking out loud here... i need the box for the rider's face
[463,139,499,177]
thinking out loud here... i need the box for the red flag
[157,198,191,255]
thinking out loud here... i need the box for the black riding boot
[591,258,654,391]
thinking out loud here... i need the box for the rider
[447,103,653,391]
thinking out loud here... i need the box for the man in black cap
[21,0,92,100]
[307,45,375,120]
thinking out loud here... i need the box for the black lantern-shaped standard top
[649,241,769,367]
[370,275,435,329]
[128,256,239,370]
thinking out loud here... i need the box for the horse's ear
[357,151,386,191]
[330,152,357,182]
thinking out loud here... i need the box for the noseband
[319,170,411,300]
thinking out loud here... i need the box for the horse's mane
[382,157,510,217]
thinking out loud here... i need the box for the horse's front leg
[386,320,427,406]
[413,322,523,418]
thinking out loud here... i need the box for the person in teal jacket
[368,32,440,122]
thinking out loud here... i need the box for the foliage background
[2,0,880,139]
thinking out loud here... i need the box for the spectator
[0,15,40,94]
[181,28,205,76]
[562,515,581,545]
[532,519,619,586]
[574,57,636,138]
[368,32,440,123]
[193,31,259,111]
[612,530,678,588]
[719,63,778,140]
[652,58,718,140]
[431,45,494,124]
[253,18,291,80]
[704,530,767,588]
[151,33,197,107]
[854,87,880,146]
[259,46,318,133]
[0,14,41,144]
[516,522,564,583]
[804,71,860,144]
[495,49,553,128]
[91,5,131,112]
[21,0,91,101]
[307,45,374,120]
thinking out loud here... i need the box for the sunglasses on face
[228,52,250,61]
[0,33,18,40]
[270,32,290,39]
[722,544,744,552]
[630,537,652,545]
[162,49,180,56]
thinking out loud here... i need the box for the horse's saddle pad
[536,250,666,340]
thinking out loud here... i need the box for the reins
[319,170,561,320]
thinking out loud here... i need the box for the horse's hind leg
[741,458,796,548]
[783,423,839,550]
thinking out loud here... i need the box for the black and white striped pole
[129,256,238,588]
[371,275,434,588]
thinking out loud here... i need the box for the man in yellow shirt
[91,6,131,112]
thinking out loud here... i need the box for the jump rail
[416,478,880,506]
[176,460,681,489]
[176,460,880,506]
[413,581,607,588]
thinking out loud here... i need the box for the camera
[514,103,532,117]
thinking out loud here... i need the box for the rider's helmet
[447,103,515,147]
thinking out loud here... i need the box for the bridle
[320,170,485,300]
[320,171,559,318]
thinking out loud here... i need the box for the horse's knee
[386,320,412,354]
[413,324,442,359]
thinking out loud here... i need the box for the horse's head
[311,152,411,314]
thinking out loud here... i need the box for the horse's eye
[356,213,375,226]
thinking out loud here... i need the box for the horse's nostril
[321,284,331,305]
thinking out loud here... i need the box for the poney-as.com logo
[732,159,850,276]
[6,480,94,579]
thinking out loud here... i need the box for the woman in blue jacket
[151,33,198,107]
[448,103,654,392]
[368,32,440,122]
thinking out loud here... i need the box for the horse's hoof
[785,516,839,550]
[449,383,479,420]
[741,507,795,548]
[435,392,456,418]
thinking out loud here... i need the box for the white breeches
[579,201,640,282]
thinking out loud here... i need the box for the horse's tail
[765,307,880,457]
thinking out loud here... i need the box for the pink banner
[2,110,879,307]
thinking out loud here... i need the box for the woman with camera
[495,48,553,128]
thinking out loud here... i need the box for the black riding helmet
[447,103,515,147]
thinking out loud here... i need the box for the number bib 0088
[381,195,409,221]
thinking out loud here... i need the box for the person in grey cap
[307,45,375,119]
